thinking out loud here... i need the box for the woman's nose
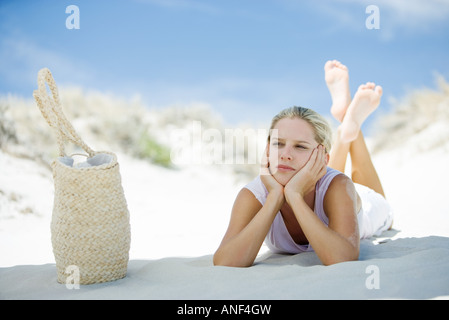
[280,149,292,161]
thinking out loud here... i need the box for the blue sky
[1,0,449,132]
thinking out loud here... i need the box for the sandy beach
[1,82,449,299]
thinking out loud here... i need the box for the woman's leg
[342,83,385,198]
[328,127,350,173]
[325,60,385,198]
[325,60,352,173]
[342,129,385,198]
[328,78,392,230]
[330,86,386,197]
[329,123,385,198]
[324,60,351,123]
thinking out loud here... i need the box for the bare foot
[324,60,351,122]
[339,82,382,143]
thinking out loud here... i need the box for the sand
[1,141,449,299]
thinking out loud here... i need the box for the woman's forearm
[285,193,359,265]
[213,193,283,267]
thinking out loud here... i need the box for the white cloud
[337,0,449,28]
[0,36,96,92]
[375,0,449,21]
[304,0,449,41]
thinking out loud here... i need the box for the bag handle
[33,68,95,157]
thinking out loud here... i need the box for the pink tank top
[244,167,343,254]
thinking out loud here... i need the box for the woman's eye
[296,145,307,149]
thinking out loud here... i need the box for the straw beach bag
[33,68,131,285]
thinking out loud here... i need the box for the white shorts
[355,183,394,239]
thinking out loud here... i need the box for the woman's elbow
[212,253,226,266]
[213,251,252,268]
[322,248,359,266]
[323,255,358,266]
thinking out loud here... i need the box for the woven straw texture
[33,68,131,285]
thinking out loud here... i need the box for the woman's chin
[272,173,293,187]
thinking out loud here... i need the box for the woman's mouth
[277,164,295,172]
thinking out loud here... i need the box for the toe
[375,85,383,96]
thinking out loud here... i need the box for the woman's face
[268,117,321,186]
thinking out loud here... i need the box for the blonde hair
[268,106,332,153]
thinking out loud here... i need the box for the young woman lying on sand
[214,60,394,267]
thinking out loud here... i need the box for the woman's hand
[260,144,285,200]
[284,145,327,201]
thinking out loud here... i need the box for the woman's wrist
[267,189,285,209]
[284,187,304,205]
